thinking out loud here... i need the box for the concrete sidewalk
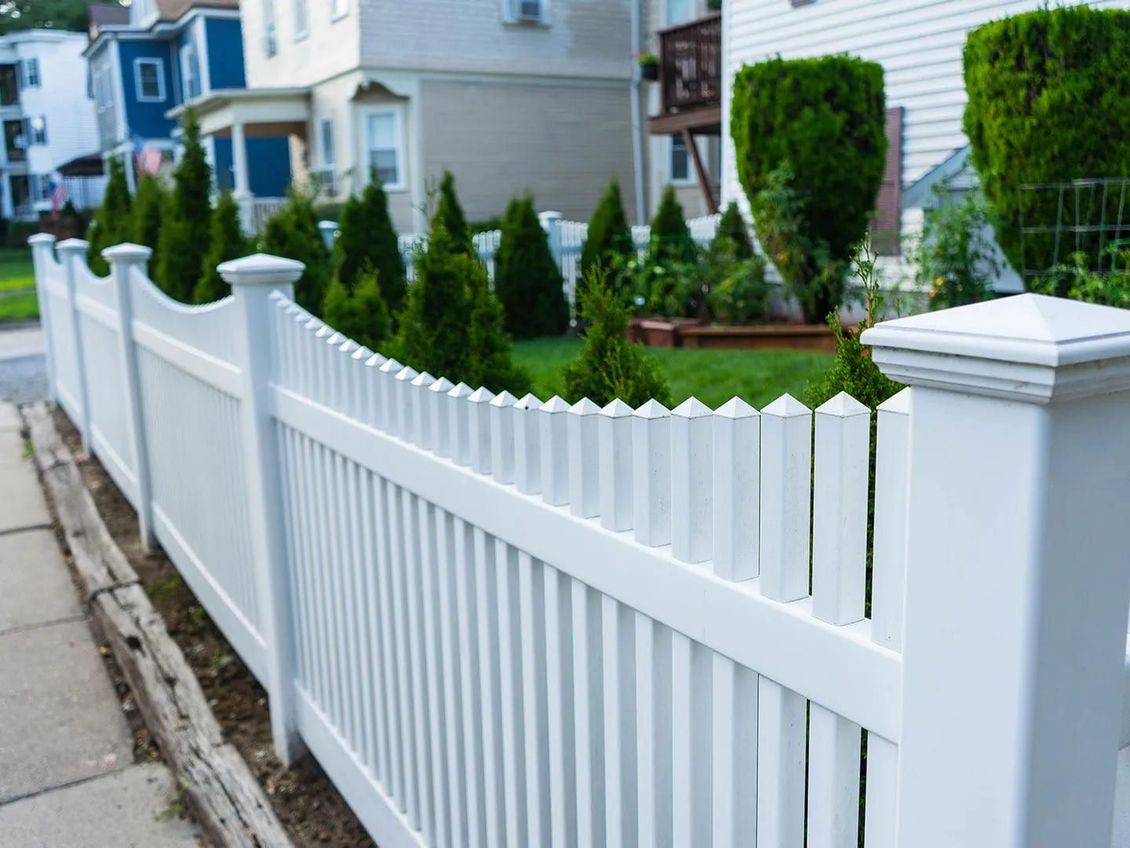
[0,403,202,847]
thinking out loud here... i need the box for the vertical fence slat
[490,390,517,486]
[568,399,601,518]
[377,357,402,435]
[713,398,759,582]
[449,383,473,467]
[401,488,434,839]
[671,633,712,847]
[412,371,436,448]
[806,704,862,848]
[540,396,571,506]
[635,616,673,848]
[671,397,713,564]
[519,552,551,847]
[514,393,543,495]
[712,655,758,848]
[395,365,420,442]
[469,387,496,476]
[759,394,811,602]
[495,541,527,848]
[757,680,806,848]
[416,498,449,847]
[602,596,637,848]
[435,507,469,848]
[453,517,485,848]
[544,565,577,848]
[373,476,406,807]
[357,465,386,781]
[863,734,899,848]
[429,376,454,458]
[633,400,671,547]
[872,387,911,650]
[474,528,505,846]
[571,578,605,847]
[599,399,634,532]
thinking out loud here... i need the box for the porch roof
[167,88,310,137]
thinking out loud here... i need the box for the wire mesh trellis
[1019,178,1130,282]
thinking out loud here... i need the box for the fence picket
[807,704,862,848]
[429,377,454,458]
[540,396,571,505]
[712,399,759,582]
[872,388,911,650]
[469,387,495,476]
[518,552,551,847]
[759,395,812,602]
[412,372,437,448]
[572,578,605,846]
[495,541,527,848]
[671,397,713,563]
[544,566,578,847]
[435,506,469,848]
[757,681,806,848]
[514,393,543,495]
[372,475,406,807]
[377,357,402,434]
[449,383,473,467]
[602,596,637,848]
[599,399,634,532]
[416,498,449,846]
[568,399,601,518]
[490,391,517,485]
[633,400,671,547]
[474,528,505,846]
[671,632,712,847]
[635,616,673,848]
[453,516,486,848]
[712,655,758,847]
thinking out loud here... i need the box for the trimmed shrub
[260,188,330,314]
[731,55,886,321]
[131,174,167,271]
[431,170,470,252]
[708,256,769,325]
[580,177,633,282]
[494,195,568,339]
[713,201,753,259]
[650,185,696,264]
[563,267,671,408]
[322,266,392,351]
[157,110,213,301]
[963,6,1130,283]
[193,193,248,304]
[86,156,131,276]
[465,263,531,394]
[332,177,406,313]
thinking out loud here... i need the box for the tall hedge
[87,156,131,276]
[157,109,212,301]
[731,55,886,320]
[493,195,568,339]
[260,188,330,314]
[650,185,696,264]
[332,177,405,313]
[131,174,167,270]
[432,170,471,253]
[194,193,248,304]
[322,267,391,351]
[713,201,753,259]
[580,177,633,281]
[964,6,1130,282]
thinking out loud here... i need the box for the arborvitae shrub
[157,110,213,300]
[493,195,568,339]
[580,177,633,283]
[466,262,531,394]
[131,174,167,271]
[260,188,330,314]
[322,266,391,351]
[87,156,131,276]
[713,201,753,259]
[963,6,1130,283]
[332,177,405,313]
[431,170,471,253]
[650,185,696,264]
[731,55,886,321]
[563,267,671,408]
[194,193,248,304]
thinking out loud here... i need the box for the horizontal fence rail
[29,231,1130,848]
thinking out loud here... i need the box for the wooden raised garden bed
[628,317,839,352]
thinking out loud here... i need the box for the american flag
[49,172,66,213]
[132,134,163,176]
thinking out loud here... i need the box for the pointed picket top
[378,357,402,375]
[569,397,601,416]
[325,331,343,347]
[878,386,911,414]
[395,364,419,383]
[304,317,323,335]
[715,396,758,419]
[429,375,454,394]
[447,381,472,399]
[541,395,571,414]
[490,389,517,408]
[411,370,435,388]
[634,398,671,419]
[315,324,333,341]
[601,398,634,418]
[514,392,542,411]
[672,396,712,419]
[352,345,373,363]
[762,393,810,418]
[339,338,358,355]
[468,386,495,404]
[816,391,870,418]
[365,351,387,368]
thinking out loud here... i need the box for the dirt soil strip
[23,403,294,848]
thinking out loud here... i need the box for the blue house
[85,0,290,212]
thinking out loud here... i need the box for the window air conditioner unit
[516,0,542,21]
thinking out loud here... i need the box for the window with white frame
[365,110,402,188]
[94,66,112,114]
[503,0,546,24]
[19,57,40,89]
[30,173,51,203]
[28,115,46,145]
[179,43,200,100]
[670,134,690,183]
[665,0,691,25]
[293,0,308,38]
[263,0,278,56]
[331,0,348,19]
[134,58,165,102]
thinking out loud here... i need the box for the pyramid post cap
[468,386,495,403]
[514,392,543,410]
[56,237,90,253]
[816,391,870,417]
[218,253,304,285]
[540,395,571,414]
[365,352,388,368]
[601,398,635,418]
[27,233,56,246]
[395,365,419,382]
[378,357,403,374]
[762,393,810,418]
[569,397,601,415]
[672,396,712,418]
[490,389,517,407]
[447,381,473,398]
[877,386,912,415]
[411,371,436,388]
[715,396,759,419]
[102,242,153,262]
[339,338,358,354]
[429,376,454,392]
[352,345,373,361]
[634,398,671,419]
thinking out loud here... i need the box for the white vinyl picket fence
[30,230,1130,848]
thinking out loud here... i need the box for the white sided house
[0,30,101,219]
[185,0,641,233]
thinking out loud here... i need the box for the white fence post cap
[863,292,1130,403]
[102,242,152,262]
[56,238,90,253]
[218,253,305,286]
[27,233,56,246]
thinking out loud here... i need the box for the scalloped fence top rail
[28,232,1130,848]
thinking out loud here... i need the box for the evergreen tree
[580,177,633,280]
[466,260,531,394]
[563,267,671,408]
[193,193,248,304]
[650,185,696,264]
[332,177,405,313]
[131,173,167,272]
[431,170,470,252]
[86,156,131,276]
[712,201,753,259]
[493,194,568,339]
[260,187,330,314]
[157,109,212,300]
[322,265,391,351]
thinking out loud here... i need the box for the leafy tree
[86,156,131,276]
[193,193,248,304]
[731,55,886,321]
[493,195,568,339]
[649,185,696,264]
[580,177,633,283]
[0,0,97,33]
[157,109,212,301]
[431,170,470,252]
[563,267,671,408]
[332,177,405,313]
[713,201,753,259]
[963,6,1130,284]
[321,266,392,351]
[260,187,330,313]
[131,174,167,271]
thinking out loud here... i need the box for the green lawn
[513,337,834,410]
[0,248,36,321]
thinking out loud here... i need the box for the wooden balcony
[649,13,722,136]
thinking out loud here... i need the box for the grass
[0,248,37,322]
[512,337,834,410]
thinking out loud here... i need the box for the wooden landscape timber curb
[22,402,293,848]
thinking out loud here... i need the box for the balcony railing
[657,13,721,115]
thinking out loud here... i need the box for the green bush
[1030,249,1130,309]
[731,55,886,321]
[563,267,671,408]
[431,170,471,253]
[465,262,530,394]
[624,255,697,318]
[322,266,392,351]
[193,193,248,304]
[713,201,753,259]
[332,177,405,314]
[650,185,696,264]
[157,110,213,301]
[912,187,997,311]
[580,177,633,285]
[963,6,1130,282]
[708,256,769,325]
[493,195,568,339]
[131,174,167,271]
[86,156,131,276]
[260,188,330,314]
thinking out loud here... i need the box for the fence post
[27,233,58,403]
[864,293,1130,847]
[539,210,563,270]
[57,239,93,455]
[103,243,157,551]
[218,252,306,765]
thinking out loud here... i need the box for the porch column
[231,120,253,233]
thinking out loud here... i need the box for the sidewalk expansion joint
[0,522,54,538]
[0,762,134,809]
[0,614,88,639]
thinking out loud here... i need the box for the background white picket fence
[29,231,1130,848]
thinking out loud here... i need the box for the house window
[263,0,278,56]
[666,0,691,25]
[670,134,690,183]
[365,110,402,189]
[293,0,308,38]
[179,44,200,100]
[134,58,165,102]
[317,117,337,193]
[19,58,40,89]
[28,115,46,145]
[30,173,51,203]
[331,0,348,19]
[503,0,546,24]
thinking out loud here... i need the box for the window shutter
[871,106,903,256]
